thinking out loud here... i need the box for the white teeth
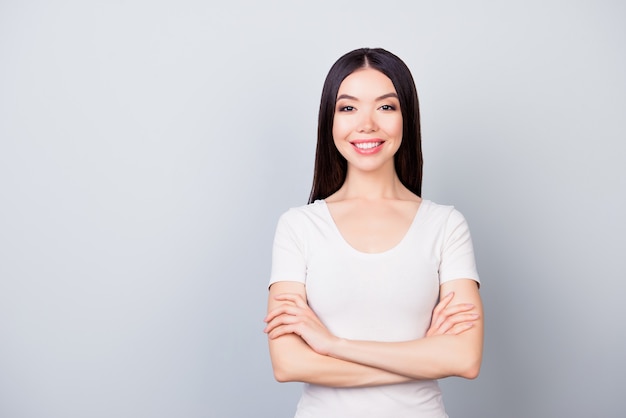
[354,142,382,150]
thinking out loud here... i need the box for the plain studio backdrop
[1,1,624,417]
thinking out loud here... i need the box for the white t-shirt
[269,199,480,418]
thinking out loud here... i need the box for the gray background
[1,1,624,417]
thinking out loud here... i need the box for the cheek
[385,117,403,152]
[332,117,346,136]
[332,119,350,144]
[390,116,403,137]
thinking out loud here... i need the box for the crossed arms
[264,278,483,388]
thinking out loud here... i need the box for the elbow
[450,335,483,380]
[268,337,308,383]
[445,342,482,379]
[272,366,293,383]
[457,354,482,380]
[459,362,481,380]
[271,359,299,383]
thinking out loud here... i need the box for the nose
[357,110,377,133]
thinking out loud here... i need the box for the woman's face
[332,68,403,174]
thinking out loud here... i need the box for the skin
[332,67,403,183]
[265,67,483,386]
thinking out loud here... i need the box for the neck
[337,165,407,200]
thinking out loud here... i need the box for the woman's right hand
[264,292,340,356]
[425,291,480,337]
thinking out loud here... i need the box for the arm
[326,278,483,380]
[265,280,481,385]
[312,209,484,380]
[266,281,415,387]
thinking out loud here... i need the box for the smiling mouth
[352,141,383,150]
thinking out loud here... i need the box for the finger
[274,293,308,308]
[432,302,476,331]
[264,304,302,323]
[438,313,480,334]
[445,321,475,336]
[264,313,301,334]
[430,292,455,329]
[427,310,479,336]
[443,303,475,315]
[265,299,307,321]
[436,303,475,325]
[267,324,299,340]
[432,292,454,316]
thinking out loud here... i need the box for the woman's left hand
[264,293,339,356]
[425,291,479,337]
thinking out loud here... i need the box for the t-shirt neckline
[316,199,429,256]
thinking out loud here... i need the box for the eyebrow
[336,92,399,102]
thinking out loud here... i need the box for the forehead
[337,68,396,97]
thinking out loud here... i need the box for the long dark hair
[308,48,422,203]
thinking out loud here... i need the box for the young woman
[264,48,483,417]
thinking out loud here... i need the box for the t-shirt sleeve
[439,208,480,285]
[269,210,307,287]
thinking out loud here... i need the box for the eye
[379,104,396,111]
[338,105,355,112]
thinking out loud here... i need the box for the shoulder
[420,199,463,220]
[277,200,326,223]
[419,200,472,234]
[272,201,332,255]
[275,200,329,234]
